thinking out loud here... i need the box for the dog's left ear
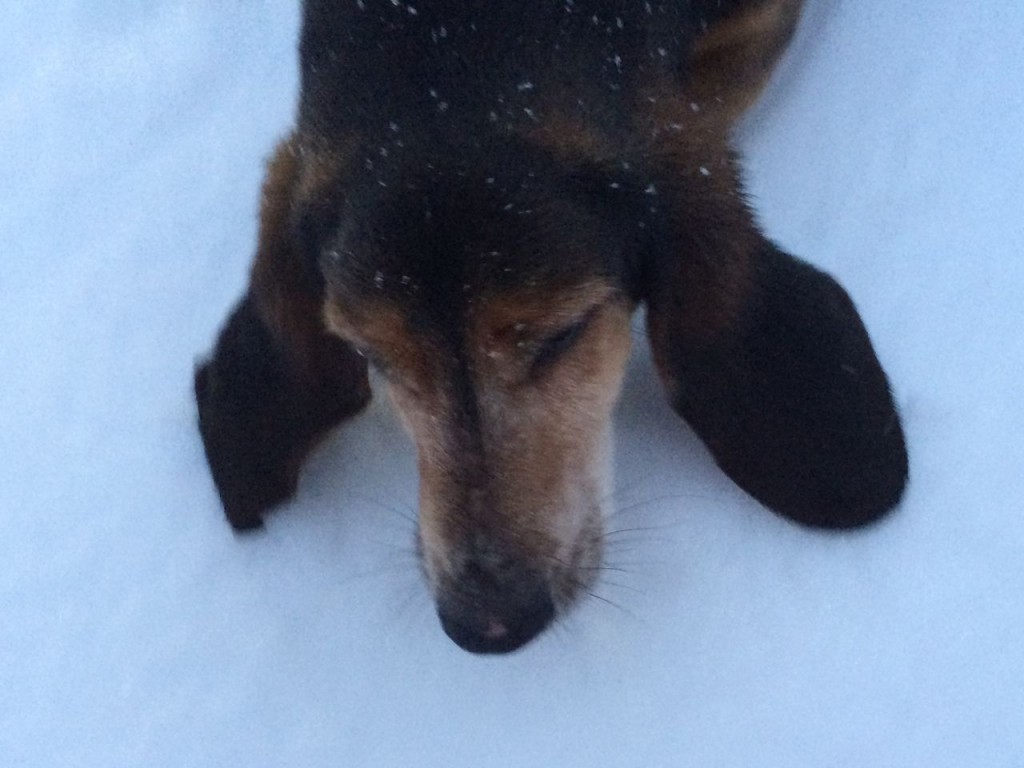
[631,156,908,528]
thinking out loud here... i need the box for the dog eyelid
[530,311,594,373]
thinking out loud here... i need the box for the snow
[2,1,1023,765]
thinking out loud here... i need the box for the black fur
[299,0,689,139]
[651,244,908,527]
[195,295,370,530]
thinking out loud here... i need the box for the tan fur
[250,137,359,383]
[688,0,805,128]
[323,301,436,391]
[248,137,305,358]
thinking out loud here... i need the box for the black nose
[436,563,555,654]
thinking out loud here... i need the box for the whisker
[606,492,715,520]
[602,525,658,537]
[607,536,679,550]
[576,565,631,574]
[591,579,644,595]
[563,571,642,621]
[603,521,687,538]
[584,590,639,622]
[586,591,621,610]
[350,491,418,526]
[598,559,669,568]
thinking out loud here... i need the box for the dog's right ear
[195,138,371,530]
[637,156,908,529]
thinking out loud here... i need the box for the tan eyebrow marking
[466,280,620,384]
[472,279,618,342]
[322,297,441,393]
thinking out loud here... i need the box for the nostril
[437,586,555,655]
[483,617,508,640]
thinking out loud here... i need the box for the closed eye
[531,314,592,373]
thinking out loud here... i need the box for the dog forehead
[326,266,614,347]
[468,278,616,336]
[322,210,616,326]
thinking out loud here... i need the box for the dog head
[296,138,645,652]
[202,0,907,656]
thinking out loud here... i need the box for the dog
[194,0,908,654]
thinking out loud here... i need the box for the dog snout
[436,554,555,654]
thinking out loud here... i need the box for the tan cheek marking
[322,300,408,357]
[322,300,441,391]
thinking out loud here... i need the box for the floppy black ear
[642,169,908,528]
[194,294,370,531]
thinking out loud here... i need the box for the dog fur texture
[195,0,908,654]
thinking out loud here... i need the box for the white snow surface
[3,2,1023,766]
